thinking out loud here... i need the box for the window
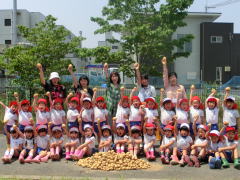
[5,40,11,45]
[4,19,11,26]
[112,45,118,50]
[177,34,192,53]
[211,36,223,43]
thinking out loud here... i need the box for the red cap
[9,101,18,107]
[164,125,174,131]
[145,123,155,129]
[225,126,235,133]
[207,97,217,103]
[53,98,63,104]
[131,96,140,102]
[70,97,79,104]
[122,96,129,101]
[145,97,158,109]
[21,99,30,106]
[38,98,47,105]
[179,98,188,105]
[191,96,201,102]
[96,96,105,102]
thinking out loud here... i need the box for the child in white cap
[63,126,80,160]
[49,125,64,160]
[171,121,193,166]
[189,119,208,167]
[73,120,96,160]
[112,120,128,154]
[2,125,24,163]
[97,122,112,152]
[18,126,37,163]
[126,121,142,159]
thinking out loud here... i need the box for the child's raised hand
[68,92,73,98]
[132,87,137,93]
[46,91,51,97]
[125,119,130,125]
[68,64,73,72]
[172,115,177,122]
[223,121,229,126]
[112,117,117,122]
[161,56,167,65]
[133,63,140,70]
[36,63,42,70]
[33,93,39,99]
[13,124,17,130]
[160,88,164,94]
[177,88,182,94]
[48,122,52,126]
[211,88,216,95]
[97,118,101,124]
[93,87,98,92]
[120,86,125,92]
[13,92,19,98]
[103,63,108,70]
[190,85,195,91]
[78,116,82,123]
[62,124,66,129]
[225,87,231,95]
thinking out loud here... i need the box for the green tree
[3,15,82,95]
[91,0,194,76]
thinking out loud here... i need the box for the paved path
[0,135,239,180]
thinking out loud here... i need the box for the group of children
[1,85,239,170]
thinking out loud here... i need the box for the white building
[172,12,221,86]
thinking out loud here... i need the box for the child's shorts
[130,121,141,127]
[37,147,46,155]
[225,151,234,163]
[19,124,26,133]
[94,121,106,133]
[208,123,218,131]
[82,121,93,131]
[3,125,12,135]
[68,121,79,129]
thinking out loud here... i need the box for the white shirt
[145,108,158,123]
[206,107,219,124]
[177,135,193,149]
[4,107,18,126]
[116,104,130,123]
[144,134,156,144]
[81,108,94,122]
[176,108,189,124]
[50,136,64,146]
[207,141,222,152]
[190,106,204,124]
[221,135,238,152]
[222,106,240,126]
[138,85,156,102]
[18,110,33,126]
[36,135,50,149]
[162,136,176,149]
[50,109,66,125]
[24,138,35,150]
[67,109,79,123]
[100,136,112,143]
[194,136,207,151]
[85,136,96,149]
[36,110,50,125]
[114,134,128,143]
[10,136,24,149]
[67,138,80,147]
[94,107,108,123]
[129,105,142,122]
[160,107,175,125]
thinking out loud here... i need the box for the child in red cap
[143,122,156,161]
[32,93,50,126]
[205,89,219,130]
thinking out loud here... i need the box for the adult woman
[68,64,93,99]
[37,63,66,100]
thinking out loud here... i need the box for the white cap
[163,98,172,103]
[226,96,235,102]
[37,124,47,131]
[52,126,62,132]
[116,123,125,129]
[49,72,60,80]
[209,130,220,137]
[101,125,111,130]
[24,126,33,131]
[180,123,190,129]
[197,124,207,131]
[131,125,141,131]
[69,127,79,133]
[83,97,91,102]
[83,124,92,130]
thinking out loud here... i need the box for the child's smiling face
[22,104,29,112]
[147,101,155,109]
[10,105,18,113]
[69,101,78,109]
[38,102,46,111]
[198,128,206,138]
[116,127,125,136]
[132,99,140,108]
[53,130,62,139]
[163,102,172,110]
[83,101,91,109]
[165,130,173,138]
[102,129,110,137]
[180,102,188,111]
[70,131,78,139]
[85,128,93,137]
[192,100,200,109]
[207,101,216,109]
[146,128,154,136]
[122,99,129,108]
[54,103,62,110]
[226,131,235,141]
[97,101,105,109]
[210,136,219,143]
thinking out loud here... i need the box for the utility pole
[12,0,17,44]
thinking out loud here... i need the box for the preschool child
[32,93,50,126]
[143,122,156,161]
[65,93,80,128]
[112,120,128,154]
[126,120,142,159]
[2,125,23,163]
[97,121,112,152]
[205,89,219,130]
[63,126,80,160]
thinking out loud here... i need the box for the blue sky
[0,0,240,48]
